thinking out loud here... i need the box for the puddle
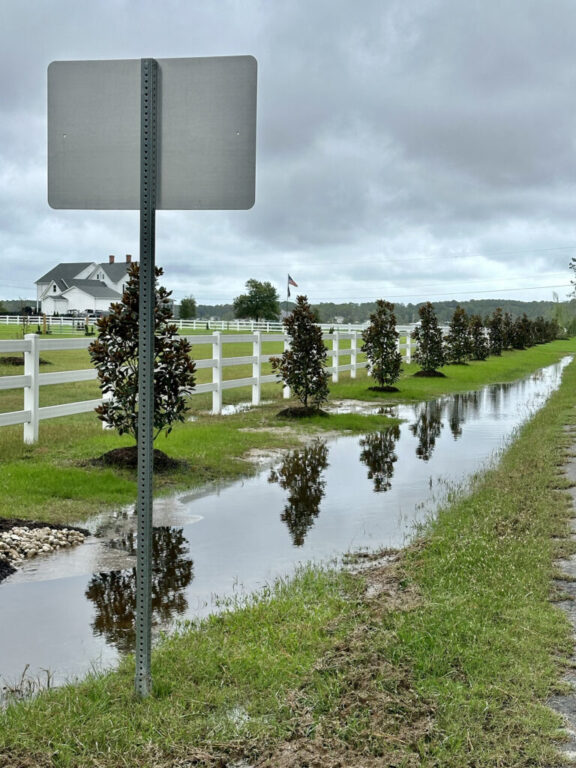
[0,358,571,690]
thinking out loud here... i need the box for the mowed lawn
[0,330,573,526]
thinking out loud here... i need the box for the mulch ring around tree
[412,370,447,378]
[91,446,186,472]
[367,385,400,392]
[276,407,330,419]
[0,518,90,584]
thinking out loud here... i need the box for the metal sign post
[135,58,158,698]
[47,54,257,698]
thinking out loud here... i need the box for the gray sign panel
[48,56,257,210]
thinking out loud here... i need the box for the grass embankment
[0,339,574,526]
[1,345,576,765]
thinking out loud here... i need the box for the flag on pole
[287,274,298,298]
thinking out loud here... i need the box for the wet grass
[330,337,576,402]
[2,355,576,765]
[0,339,574,525]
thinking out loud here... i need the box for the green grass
[330,337,576,402]
[0,339,574,526]
[2,352,576,766]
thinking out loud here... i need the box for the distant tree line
[182,286,576,333]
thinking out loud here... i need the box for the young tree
[532,316,559,344]
[179,296,197,320]
[89,263,196,441]
[502,311,514,350]
[412,302,445,375]
[511,313,533,349]
[271,294,329,410]
[469,315,489,360]
[445,306,471,364]
[233,279,280,322]
[361,299,402,390]
[486,307,504,356]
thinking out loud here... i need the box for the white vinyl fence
[0,329,416,444]
[0,315,417,335]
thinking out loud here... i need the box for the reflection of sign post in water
[48,55,257,697]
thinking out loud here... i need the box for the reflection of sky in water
[0,357,571,689]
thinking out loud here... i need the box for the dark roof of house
[35,263,95,289]
[36,261,137,289]
[64,280,122,299]
[99,262,134,283]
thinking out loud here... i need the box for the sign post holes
[47,55,257,697]
[135,58,159,698]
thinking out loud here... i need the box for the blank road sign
[48,56,257,210]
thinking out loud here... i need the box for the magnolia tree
[511,313,533,350]
[486,308,504,356]
[271,295,329,410]
[89,264,196,441]
[413,302,445,375]
[445,306,471,364]
[502,311,514,350]
[469,315,489,361]
[362,299,402,390]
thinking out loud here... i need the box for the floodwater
[0,358,571,690]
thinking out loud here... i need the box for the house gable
[85,260,135,292]
[37,256,137,314]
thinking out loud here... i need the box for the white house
[36,255,136,314]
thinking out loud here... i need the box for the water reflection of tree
[448,392,481,439]
[268,441,329,546]
[85,526,193,654]
[359,426,400,492]
[410,401,444,461]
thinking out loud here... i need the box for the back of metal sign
[48,56,257,210]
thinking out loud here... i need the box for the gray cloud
[1,0,575,304]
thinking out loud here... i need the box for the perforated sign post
[48,56,257,697]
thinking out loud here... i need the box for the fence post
[101,391,114,430]
[282,336,291,399]
[212,331,222,414]
[23,333,39,444]
[350,332,358,379]
[252,331,261,406]
[406,331,412,364]
[332,331,340,383]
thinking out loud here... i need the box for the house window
[53,286,57,293]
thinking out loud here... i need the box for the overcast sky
[1,0,575,306]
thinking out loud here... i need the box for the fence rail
[0,329,416,444]
[0,314,424,335]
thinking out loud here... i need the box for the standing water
[0,358,571,690]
